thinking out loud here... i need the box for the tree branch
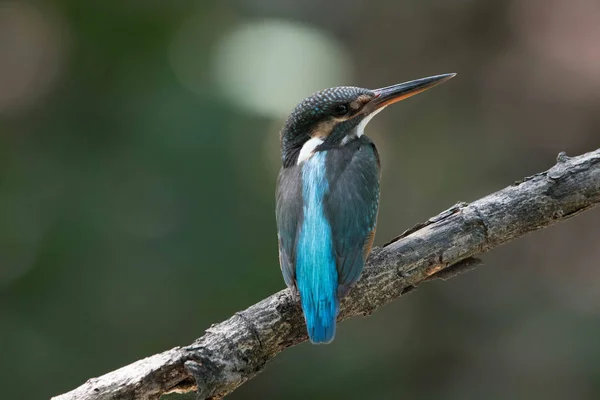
[53,149,600,400]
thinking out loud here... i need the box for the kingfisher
[276,73,455,344]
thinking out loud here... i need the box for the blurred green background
[1,1,600,399]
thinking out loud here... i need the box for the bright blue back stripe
[296,152,338,343]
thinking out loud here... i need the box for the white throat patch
[297,137,324,165]
[341,106,386,145]
[356,106,385,137]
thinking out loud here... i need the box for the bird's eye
[333,104,348,116]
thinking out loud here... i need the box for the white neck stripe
[297,137,324,165]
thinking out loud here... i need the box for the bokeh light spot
[0,2,67,115]
[209,19,353,118]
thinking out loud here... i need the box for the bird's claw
[290,286,300,302]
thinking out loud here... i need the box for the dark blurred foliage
[1,1,600,399]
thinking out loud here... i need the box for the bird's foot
[290,286,300,302]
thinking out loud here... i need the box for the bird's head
[279,73,455,167]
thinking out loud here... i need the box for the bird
[275,73,456,344]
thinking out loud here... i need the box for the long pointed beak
[369,73,456,110]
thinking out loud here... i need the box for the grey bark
[52,149,600,400]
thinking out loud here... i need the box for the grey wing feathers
[324,138,380,296]
[275,165,303,291]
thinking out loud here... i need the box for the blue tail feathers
[299,280,338,344]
